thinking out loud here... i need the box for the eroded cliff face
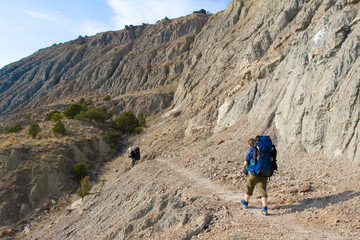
[0,120,113,226]
[171,0,360,161]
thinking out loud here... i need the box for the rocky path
[156,158,354,240]
[157,158,243,204]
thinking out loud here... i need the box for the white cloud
[79,19,110,36]
[106,0,200,29]
[24,10,62,22]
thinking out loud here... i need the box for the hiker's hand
[244,160,248,166]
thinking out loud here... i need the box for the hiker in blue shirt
[241,138,269,215]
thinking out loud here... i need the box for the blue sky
[0,0,232,69]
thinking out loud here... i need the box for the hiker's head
[248,138,255,147]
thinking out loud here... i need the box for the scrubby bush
[103,95,111,101]
[73,106,111,123]
[113,111,140,134]
[86,99,94,105]
[28,122,41,138]
[23,114,31,120]
[106,131,119,145]
[74,111,86,121]
[45,111,59,121]
[64,104,84,119]
[53,120,66,135]
[5,123,22,134]
[45,111,64,122]
[51,112,64,122]
[83,107,110,123]
[78,98,86,106]
[76,176,92,198]
[137,112,146,127]
[134,126,143,134]
[79,97,94,106]
[72,162,88,182]
[194,9,208,14]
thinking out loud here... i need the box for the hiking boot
[262,207,268,216]
[240,200,248,209]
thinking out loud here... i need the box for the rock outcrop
[0,120,113,226]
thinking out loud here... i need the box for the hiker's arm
[244,149,251,166]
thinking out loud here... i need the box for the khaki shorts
[245,174,268,197]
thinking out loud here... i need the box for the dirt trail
[156,158,348,240]
[157,158,243,203]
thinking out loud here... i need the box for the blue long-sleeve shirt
[246,146,254,166]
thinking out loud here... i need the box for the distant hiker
[128,147,141,167]
[241,136,276,216]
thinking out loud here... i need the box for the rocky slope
[0,0,360,239]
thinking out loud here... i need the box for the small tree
[106,131,119,145]
[72,163,88,182]
[45,111,59,121]
[84,107,110,123]
[103,95,111,101]
[5,123,22,134]
[53,120,66,135]
[137,112,146,127]
[64,104,84,119]
[50,112,64,122]
[113,111,140,134]
[194,9,208,14]
[28,122,41,138]
[76,176,92,198]
[78,98,86,106]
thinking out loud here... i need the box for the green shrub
[103,95,111,101]
[74,111,86,121]
[84,107,110,123]
[53,120,66,135]
[106,131,119,145]
[79,98,93,106]
[113,111,140,134]
[86,99,94,105]
[78,98,86,106]
[76,176,92,198]
[45,111,59,121]
[23,114,31,120]
[64,104,84,119]
[134,126,143,134]
[28,122,41,138]
[45,111,64,122]
[194,9,208,14]
[137,112,146,127]
[72,162,88,182]
[51,112,64,122]
[5,123,22,134]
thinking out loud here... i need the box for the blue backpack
[248,136,275,177]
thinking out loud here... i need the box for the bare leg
[245,194,251,202]
[261,196,268,207]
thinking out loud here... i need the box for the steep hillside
[0,13,208,117]
[0,0,360,239]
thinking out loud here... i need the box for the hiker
[128,147,141,167]
[241,138,269,215]
[128,147,136,167]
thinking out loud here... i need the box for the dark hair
[248,138,255,146]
